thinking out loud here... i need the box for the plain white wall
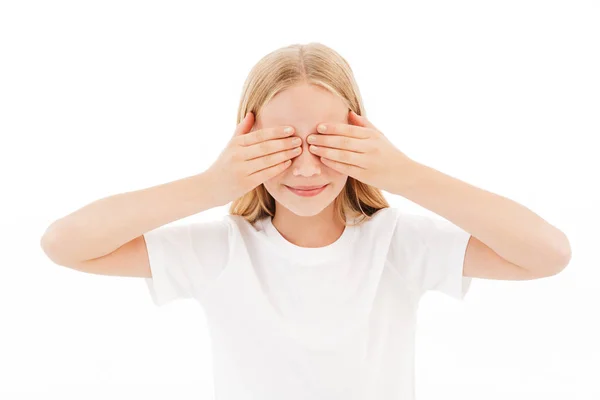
[1,0,597,399]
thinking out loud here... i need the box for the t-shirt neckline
[260,214,358,264]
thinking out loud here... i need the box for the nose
[292,141,321,177]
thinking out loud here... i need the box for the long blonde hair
[229,42,389,226]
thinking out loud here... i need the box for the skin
[252,83,350,248]
[251,83,573,280]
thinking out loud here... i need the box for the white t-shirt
[144,206,473,400]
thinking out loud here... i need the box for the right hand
[205,111,303,206]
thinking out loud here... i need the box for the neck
[271,203,346,248]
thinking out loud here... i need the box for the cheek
[264,175,282,186]
[262,177,284,196]
[328,174,348,192]
[329,170,348,183]
[262,180,274,193]
[321,162,345,177]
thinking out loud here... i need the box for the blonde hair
[229,42,389,226]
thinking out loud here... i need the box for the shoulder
[223,214,273,245]
[352,207,401,246]
[369,207,460,250]
[358,207,400,226]
[225,214,263,232]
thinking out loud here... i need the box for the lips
[287,185,327,190]
[285,184,329,197]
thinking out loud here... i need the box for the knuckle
[371,144,381,155]
[229,150,240,162]
[237,135,248,147]
[224,151,236,165]
[233,161,245,176]
[232,169,244,187]
[240,149,251,162]
[258,140,270,154]
[263,152,274,165]
[360,155,370,168]
[247,175,258,188]
[341,136,351,149]
[339,150,349,163]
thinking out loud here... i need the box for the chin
[263,185,335,217]
[285,204,330,217]
[277,193,331,217]
[264,178,347,216]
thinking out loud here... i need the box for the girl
[40,42,571,400]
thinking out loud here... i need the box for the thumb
[234,111,255,137]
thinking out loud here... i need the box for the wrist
[390,158,426,196]
[197,169,228,207]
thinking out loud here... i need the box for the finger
[233,111,255,137]
[244,136,302,161]
[316,120,370,139]
[306,133,366,153]
[246,146,302,174]
[319,156,363,178]
[309,145,367,169]
[237,125,295,147]
[249,158,293,185]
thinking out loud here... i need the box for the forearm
[41,171,220,265]
[393,160,571,272]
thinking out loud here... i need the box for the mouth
[285,184,329,197]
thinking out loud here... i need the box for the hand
[205,112,303,206]
[306,110,414,194]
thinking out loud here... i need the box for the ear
[234,111,255,137]
[349,110,381,133]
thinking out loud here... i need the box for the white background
[1,0,598,399]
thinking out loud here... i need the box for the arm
[40,171,221,266]
[391,161,572,278]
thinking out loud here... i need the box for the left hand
[307,109,415,193]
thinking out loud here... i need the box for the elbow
[40,231,72,267]
[544,245,572,277]
[553,245,572,275]
[40,233,61,265]
[555,233,573,271]
[544,231,572,276]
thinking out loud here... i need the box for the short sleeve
[388,212,473,301]
[143,218,232,307]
